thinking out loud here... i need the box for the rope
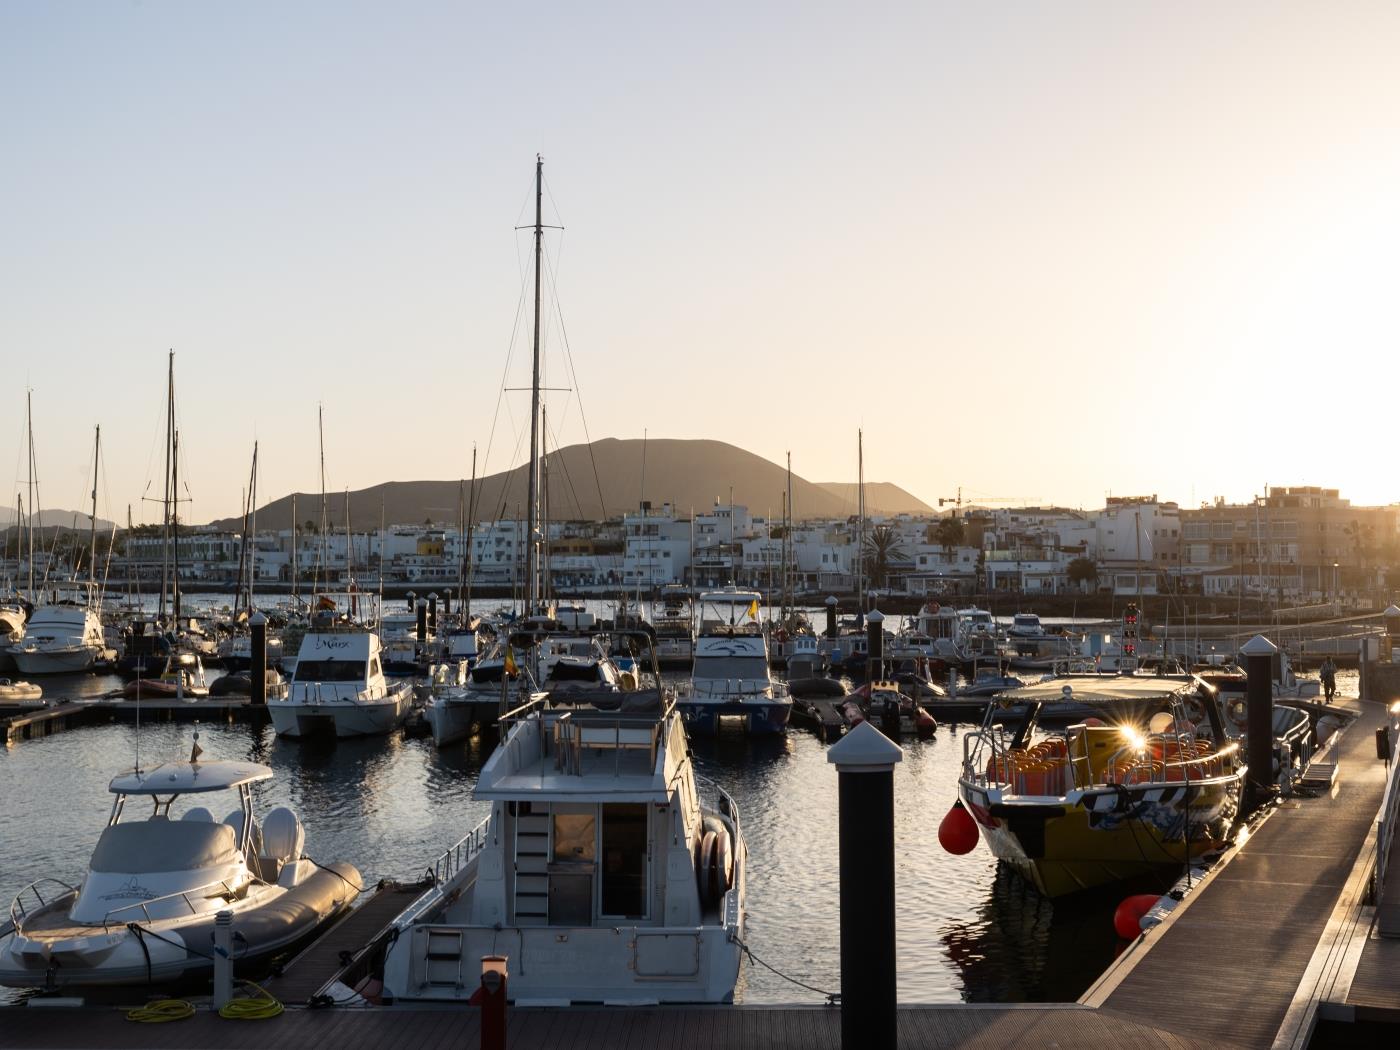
[219,980,283,1020]
[734,936,839,1006]
[125,999,195,1023]
[302,856,365,894]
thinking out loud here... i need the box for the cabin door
[599,804,649,920]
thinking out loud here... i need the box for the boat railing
[8,877,79,936]
[99,876,243,929]
[432,814,491,886]
[553,707,669,777]
[1375,703,1400,901]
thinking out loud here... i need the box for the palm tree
[1068,557,1099,593]
[862,525,907,591]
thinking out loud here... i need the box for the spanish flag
[746,599,759,620]
[504,647,519,678]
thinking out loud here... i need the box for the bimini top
[998,675,1200,706]
[108,760,274,795]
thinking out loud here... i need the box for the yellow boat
[957,675,1245,898]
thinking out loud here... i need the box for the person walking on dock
[1320,656,1337,703]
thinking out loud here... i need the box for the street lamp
[1333,562,1339,605]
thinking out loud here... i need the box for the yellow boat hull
[958,776,1242,897]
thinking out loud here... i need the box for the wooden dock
[1084,696,1394,1048]
[265,881,429,1005]
[0,1002,1242,1049]
[2,698,268,742]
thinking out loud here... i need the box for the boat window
[693,656,768,679]
[552,812,596,863]
[294,660,365,682]
[600,804,648,918]
[548,662,602,682]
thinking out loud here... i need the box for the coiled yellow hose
[218,981,284,1020]
[124,999,195,1023]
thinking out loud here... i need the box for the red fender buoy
[1113,894,1159,939]
[938,800,979,855]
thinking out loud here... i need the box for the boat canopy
[108,760,273,795]
[997,675,1201,707]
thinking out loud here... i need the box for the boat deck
[1084,696,1392,1048]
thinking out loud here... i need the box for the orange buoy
[1113,894,1159,939]
[938,800,979,855]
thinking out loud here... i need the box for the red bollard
[467,955,508,1050]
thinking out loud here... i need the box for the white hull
[426,699,494,746]
[268,694,409,737]
[385,919,743,1005]
[12,646,99,675]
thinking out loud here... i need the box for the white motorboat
[381,691,746,1004]
[12,587,106,675]
[0,602,27,672]
[267,597,413,738]
[424,658,545,747]
[0,750,358,988]
[675,588,791,735]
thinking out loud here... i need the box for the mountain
[0,507,118,532]
[207,438,935,531]
[813,482,935,517]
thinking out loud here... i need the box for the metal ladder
[513,806,550,925]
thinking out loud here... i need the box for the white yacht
[0,750,358,988]
[381,692,746,1004]
[12,585,107,675]
[425,657,545,747]
[652,586,695,668]
[0,601,27,671]
[674,588,791,735]
[267,598,413,738]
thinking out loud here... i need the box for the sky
[3,1,1399,525]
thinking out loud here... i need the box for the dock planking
[1087,698,1392,1049]
[2,699,268,743]
[265,881,428,1004]
[0,1003,1247,1050]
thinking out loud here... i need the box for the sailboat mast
[172,428,181,622]
[88,425,100,590]
[291,493,299,604]
[457,479,465,597]
[344,489,352,583]
[249,441,258,610]
[784,451,792,618]
[25,391,34,599]
[857,429,865,612]
[161,352,173,623]
[318,405,328,593]
[466,444,477,614]
[524,155,544,614]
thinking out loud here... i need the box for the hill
[813,482,935,517]
[0,507,118,532]
[208,438,934,531]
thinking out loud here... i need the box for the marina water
[0,597,1355,1006]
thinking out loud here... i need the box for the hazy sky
[4,2,1398,524]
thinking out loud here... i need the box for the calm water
[0,598,1359,1006]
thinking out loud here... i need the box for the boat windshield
[295,659,366,682]
[694,656,768,680]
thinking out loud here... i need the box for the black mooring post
[828,722,902,1050]
[407,590,416,614]
[866,608,885,681]
[1243,634,1277,811]
[416,598,428,644]
[428,593,438,633]
[826,595,839,638]
[249,611,267,707]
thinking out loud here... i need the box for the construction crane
[937,487,1039,511]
